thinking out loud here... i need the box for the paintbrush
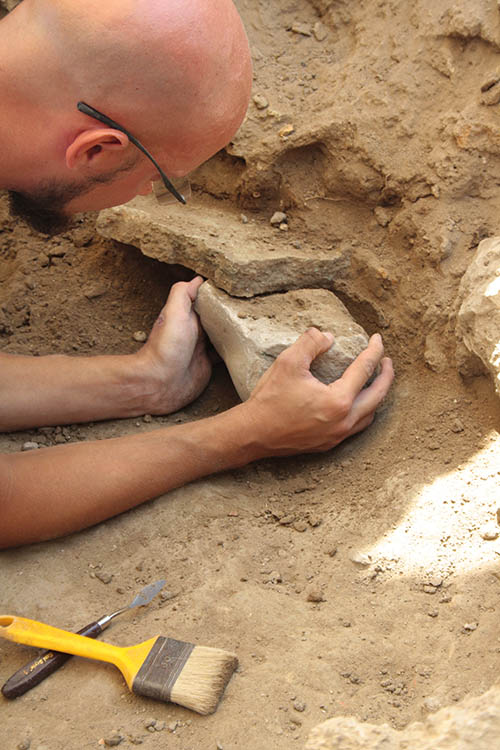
[0,615,237,715]
[1,579,166,699]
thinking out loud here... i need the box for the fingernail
[372,333,382,344]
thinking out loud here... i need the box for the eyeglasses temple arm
[76,101,186,204]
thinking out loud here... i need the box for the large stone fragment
[96,196,350,297]
[195,282,369,401]
[304,684,500,750]
[456,236,500,396]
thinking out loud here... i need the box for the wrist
[104,352,163,418]
[218,402,271,465]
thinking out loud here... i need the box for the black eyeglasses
[76,101,187,205]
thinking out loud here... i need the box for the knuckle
[276,347,292,366]
[304,327,327,346]
[333,395,352,419]
[173,280,190,293]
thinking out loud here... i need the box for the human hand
[136,276,212,414]
[241,328,394,456]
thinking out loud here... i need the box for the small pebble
[423,585,437,594]
[17,741,31,750]
[313,21,328,41]
[429,577,443,588]
[104,735,124,747]
[133,331,148,343]
[293,520,308,533]
[480,526,499,541]
[168,721,179,733]
[350,552,372,567]
[422,697,441,713]
[267,571,282,584]
[96,571,113,584]
[428,609,439,618]
[306,589,325,603]
[240,214,249,224]
[293,700,306,712]
[160,590,178,602]
[307,515,322,528]
[142,414,153,423]
[278,124,295,139]
[482,87,500,106]
[83,283,108,299]
[253,93,269,110]
[291,21,311,36]
[481,74,500,92]
[21,442,39,451]
[154,721,166,732]
[463,622,478,632]
[270,211,287,226]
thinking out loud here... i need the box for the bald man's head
[1,0,252,232]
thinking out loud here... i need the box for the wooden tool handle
[1,620,103,700]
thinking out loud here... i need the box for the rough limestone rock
[304,684,500,750]
[195,282,369,401]
[97,196,350,298]
[456,236,500,396]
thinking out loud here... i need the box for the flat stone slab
[456,236,500,397]
[97,196,350,297]
[305,684,500,750]
[195,281,369,400]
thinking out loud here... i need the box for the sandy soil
[2,1,500,749]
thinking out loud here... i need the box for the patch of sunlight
[363,432,500,576]
[485,276,500,297]
[490,342,500,370]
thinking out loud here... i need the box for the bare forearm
[0,352,152,431]
[0,404,260,548]
[0,329,394,549]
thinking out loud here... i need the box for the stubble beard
[8,154,140,236]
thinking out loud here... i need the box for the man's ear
[66,129,130,171]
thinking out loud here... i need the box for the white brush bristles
[170,646,238,715]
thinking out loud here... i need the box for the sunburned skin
[0,0,253,222]
[0,0,394,548]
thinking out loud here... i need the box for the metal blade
[128,579,166,610]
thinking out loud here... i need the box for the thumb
[286,328,334,371]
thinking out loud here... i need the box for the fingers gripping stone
[195,282,371,401]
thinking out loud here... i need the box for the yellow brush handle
[0,615,156,688]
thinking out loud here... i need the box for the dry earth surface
[1,1,500,749]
